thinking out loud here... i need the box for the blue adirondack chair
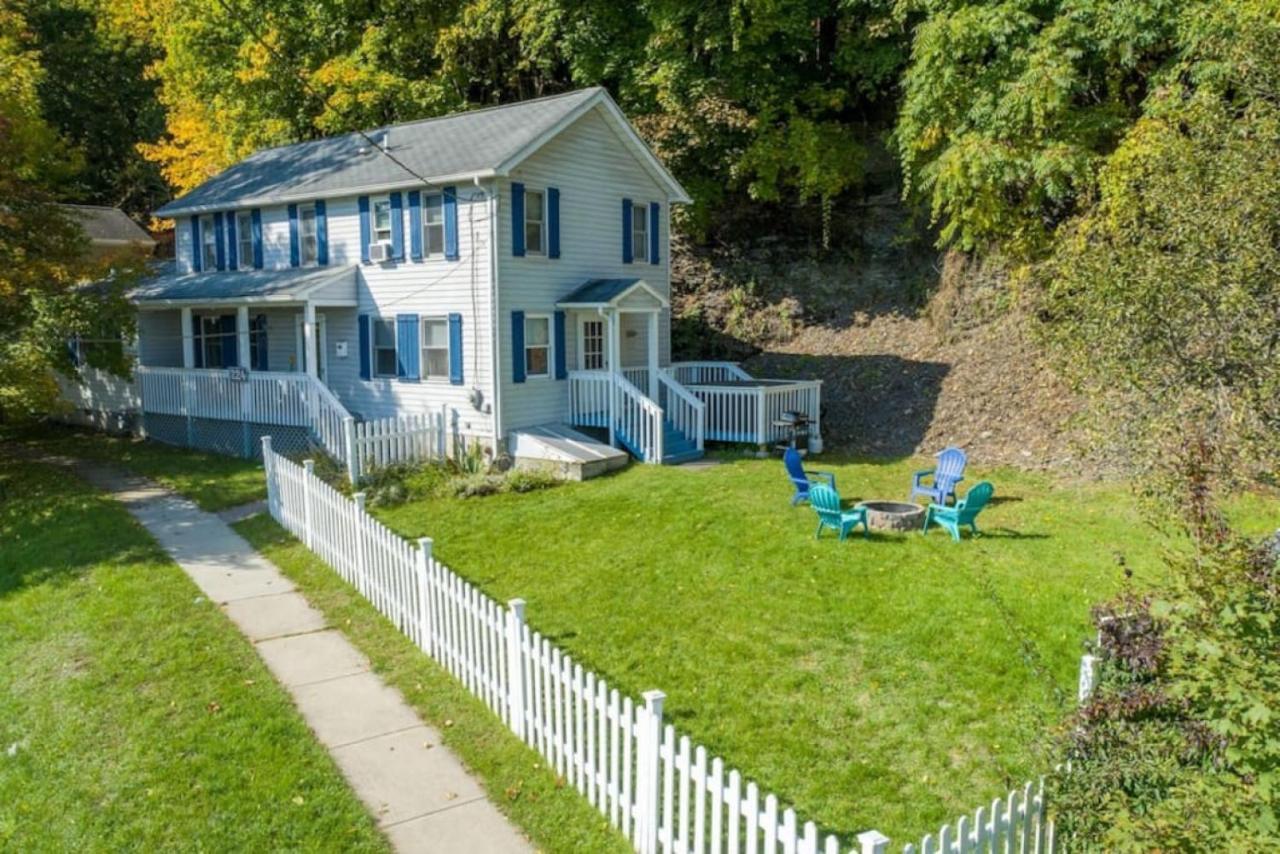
[922,481,994,541]
[910,446,967,506]
[809,483,869,540]
[784,447,835,506]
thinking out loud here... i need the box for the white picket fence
[261,440,1054,854]
[342,410,446,484]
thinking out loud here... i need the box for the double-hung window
[200,214,217,270]
[196,314,232,368]
[631,203,648,263]
[372,319,397,377]
[524,189,545,255]
[423,194,445,256]
[236,212,253,267]
[299,204,318,265]
[421,317,449,379]
[524,315,550,378]
[372,197,393,244]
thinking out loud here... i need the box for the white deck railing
[666,361,753,385]
[657,372,705,451]
[614,372,664,463]
[668,362,822,448]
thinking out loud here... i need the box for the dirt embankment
[670,196,1088,471]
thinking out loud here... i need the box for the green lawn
[3,424,265,511]
[0,455,385,851]
[366,455,1276,843]
[234,514,632,853]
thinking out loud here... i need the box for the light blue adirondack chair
[810,483,869,540]
[910,446,967,506]
[784,448,835,506]
[922,481,994,541]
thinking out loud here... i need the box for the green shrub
[451,473,506,498]
[504,467,559,494]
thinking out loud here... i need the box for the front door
[295,313,327,379]
[578,317,607,371]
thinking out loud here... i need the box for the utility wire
[211,0,440,192]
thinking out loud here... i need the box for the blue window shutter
[357,314,371,380]
[554,310,567,379]
[251,209,264,269]
[214,212,226,270]
[221,314,238,367]
[191,313,204,368]
[408,190,423,260]
[288,204,300,267]
[396,313,419,381]
[548,188,560,259]
[316,200,328,265]
[358,196,371,264]
[190,217,202,272]
[226,213,238,270]
[622,199,633,263]
[444,186,459,261]
[649,202,660,265]
[448,313,464,385]
[511,183,525,257]
[511,310,525,383]
[390,192,404,260]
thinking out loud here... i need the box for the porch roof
[130,263,358,308]
[556,278,668,310]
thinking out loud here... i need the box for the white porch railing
[614,372,664,463]
[567,369,612,430]
[657,372,705,452]
[668,362,822,448]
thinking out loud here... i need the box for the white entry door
[578,317,607,371]
[294,313,328,380]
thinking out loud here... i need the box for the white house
[69,88,821,475]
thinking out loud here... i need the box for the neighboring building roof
[129,263,357,306]
[63,204,156,247]
[556,278,668,309]
[155,87,690,218]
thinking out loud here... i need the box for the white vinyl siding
[498,104,672,433]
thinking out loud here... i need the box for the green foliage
[1054,452,1280,847]
[1038,6,1280,485]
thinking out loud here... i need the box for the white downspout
[482,176,503,456]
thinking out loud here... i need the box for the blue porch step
[615,419,704,464]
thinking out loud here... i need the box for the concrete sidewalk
[60,457,532,854]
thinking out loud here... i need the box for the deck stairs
[616,418,703,465]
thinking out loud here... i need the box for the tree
[0,5,139,421]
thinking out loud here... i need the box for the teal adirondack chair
[922,481,994,541]
[810,483,869,541]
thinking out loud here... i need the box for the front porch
[555,278,822,464]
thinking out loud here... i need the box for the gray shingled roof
[155,89,604,217]
[63,205,155,245]
[557,279,644,305]
[130,263,356,304]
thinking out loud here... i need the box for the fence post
[302,459,315,549]
[755,387,767,452]
[416,537,433,654]
[439,402,449,460]
[1078,653,1098,703]
[506,598,527,740]
[261,436,275,518]
[638,689,666,854]
[857,830,889,854]
[353,492,368,591]
[343,416,359,484]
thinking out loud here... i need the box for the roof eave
[154,170,499,218]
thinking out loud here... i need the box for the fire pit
[858,501,926,533]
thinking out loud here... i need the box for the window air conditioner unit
[368,241,392,263]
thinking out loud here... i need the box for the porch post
[647,310,660,400]
[180,307,194,368]
[236,306,251,370]
[606,310,618,447]
[302,301,318,380]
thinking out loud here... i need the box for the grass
[0,455,385,851]
[3,423,265,511]
[365,455,1277,843]
[234,514,632,854]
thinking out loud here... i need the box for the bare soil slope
[671,198,1086,470]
